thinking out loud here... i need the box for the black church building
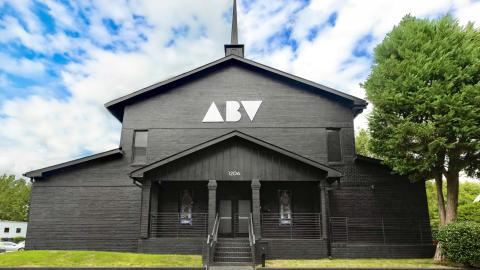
[25,1,433,265]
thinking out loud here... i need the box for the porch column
[251,179,261,238]
[149,181,159,238]
[140,180,152,239]
[207,180,217,232]
[319,180,329,240]
[150,181,159,214]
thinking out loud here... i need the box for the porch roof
[130,130,342,180]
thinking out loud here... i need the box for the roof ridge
[104,55,367,121]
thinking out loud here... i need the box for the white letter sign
[202,100,262,123]
[241,101,262,121]
[225,101,242,122]
[202,102,224,122]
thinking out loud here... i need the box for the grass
[0,251,465,268]
[0,250,202,267]
[267,258,464,268]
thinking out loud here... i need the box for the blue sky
[0,0,479,176]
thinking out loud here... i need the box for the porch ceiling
[130,130,342,181]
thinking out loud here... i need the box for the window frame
[132,130,148,165]
[326,128,343,163]
[4,227,10,233]
[16,228,21,233]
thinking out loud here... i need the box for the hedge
[436,221,480,267]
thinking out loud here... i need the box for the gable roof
[105,55,368,121]
[130,130,342,179]
[24,149,123,178]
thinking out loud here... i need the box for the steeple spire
[231,0,238,44]
[225,0,244,57]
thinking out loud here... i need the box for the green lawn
[267,259,463,268]
[0,251,465,268]
[0,250,202,267]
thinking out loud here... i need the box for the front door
[218,199,251,237]
[219,200,232,236]
[237,200,250,235]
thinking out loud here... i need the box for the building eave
[24,148,123,179]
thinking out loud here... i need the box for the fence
[261,213,322,239]
[150,213,208,238]
[330,217,431,245]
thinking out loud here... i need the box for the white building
[0,220,28,240]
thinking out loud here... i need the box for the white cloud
[0,96,119,175]
[0,53,46,76]
[0,0,479,177]
[454,0,480,26]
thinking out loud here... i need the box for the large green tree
[355,128,377,158]
[0,175,31,221]
[363,15,480,259]
[426,181,480,230]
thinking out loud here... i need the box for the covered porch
[130,131,341,261]
[145,180,328,239]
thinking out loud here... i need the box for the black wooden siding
[260,239,328,259]
[331,244,435,258]
[330,160,431,220]
[138,237,205,255]
[122,64,354,130]
[120,64,356,166]
[157,182,208,213]
[26,158,141,252]
[148,137,326,181]
[260,181,319,213]
[328,160,433,257]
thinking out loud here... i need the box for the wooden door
[237,200,250,235]
[219,200,232,236]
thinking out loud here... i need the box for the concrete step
[218,238,249,243]
[215,246,251,252]
[213,238,253,265]
[215,251,251,257]
[216,242,250,247]
[214,256,252,262]
[211,262,254,267]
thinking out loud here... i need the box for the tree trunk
[434,242,443,262]
[445,170,459,224]
[435,173,446,226]
[433,172,446,262]
[435,170,460,262]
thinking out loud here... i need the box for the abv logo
[202,101,262,122]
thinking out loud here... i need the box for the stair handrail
[249,213,256,245]
[207,213,219,245]
[206,213,219,269]
[211,213,220,246]
[248,213,256,269]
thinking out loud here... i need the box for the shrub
[436,222,480,267]
[430,226,439,242]
[12,236,26,243]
